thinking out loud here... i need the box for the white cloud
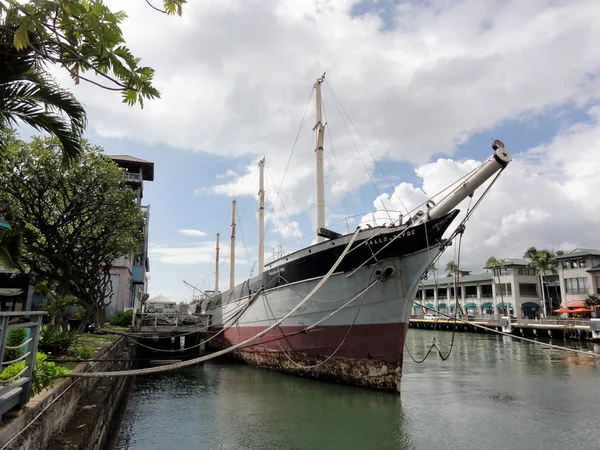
[364,107,600,271]
[58,0,600,224]
[177,229,207,237]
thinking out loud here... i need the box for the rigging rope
[326,81,410,216]
[325,82,392,224]
[322,96,351,233]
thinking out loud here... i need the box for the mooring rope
[64,228,362,378]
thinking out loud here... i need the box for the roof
[147,294,175,304]
[107,155,154,181]
[420,272,493,287]
[497,258,530,267]
[554,248,600,260]
[587,264,600,273]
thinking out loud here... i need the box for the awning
[521,302,540,309]
[571,307,593,313]
[496,302,513,308]
[438,303,447,308]
[425,303,435,308]
[0,288,24,297]
[481,302,493,308]
[567,300,585,308]
[465,302,478,308]
[414,304,422,309]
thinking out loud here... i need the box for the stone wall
[0,336,136,450]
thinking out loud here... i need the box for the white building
[554,248,600,308]
[417,258,543,319]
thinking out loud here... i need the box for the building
[416,258,545,319]
[105,155,154,318]
[554,248,600,308]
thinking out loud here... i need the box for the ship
[203,74,512,392]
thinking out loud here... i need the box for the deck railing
[0,311,46,420]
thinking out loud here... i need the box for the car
[423,314,439,320]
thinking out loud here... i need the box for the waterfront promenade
[409,316,598,341]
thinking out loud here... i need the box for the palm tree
[485,256,508,315]
[0,29,87,162]
[584,294,600,318]
[445,261,459,277]
[526,249,557,318]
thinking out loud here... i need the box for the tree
[0,32,86,162]
[485,256,509,316]
[0,0,186,107]
[445,261,458,277]
[0,131,143,326]
[584,294,600,308]
[585,294,600,318]
[445,260,471,278]
[0,0,185,164]
[524,248,557,318]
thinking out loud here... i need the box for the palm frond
[0,30,87,163]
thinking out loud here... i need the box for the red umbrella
[571,307,593,313]
[554,307,572,313]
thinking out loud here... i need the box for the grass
[54,332,120,370]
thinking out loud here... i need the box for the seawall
[0,336,136,450]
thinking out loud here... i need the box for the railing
[124,172,142,183]
[0,311,46,420]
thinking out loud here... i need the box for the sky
[43,0,600,302]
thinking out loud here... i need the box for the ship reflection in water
[116,331,599,450]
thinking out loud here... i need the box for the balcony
[124,172,142,184]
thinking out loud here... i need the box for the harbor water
[115,330,600,449]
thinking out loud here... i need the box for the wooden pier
[409,317,600,341]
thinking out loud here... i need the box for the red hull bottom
[209,323,409,392]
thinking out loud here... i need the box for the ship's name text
[368,229,416,245]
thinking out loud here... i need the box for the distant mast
[314,73,326,243]
[230,199,236,289]
[215,232,220,293]
[258,158,265,275]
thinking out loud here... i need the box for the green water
[115,331,600,449]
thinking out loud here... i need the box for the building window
[495,283,512,296]
[561,261,570,270]
[565,277,588,293]
[519,283,538,296]
[517,268,536,276]
[596,276,600,294]
[578,259,587,268]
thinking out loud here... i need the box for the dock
[409,317,600,341]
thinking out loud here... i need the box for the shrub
[75,347,95,360]
[31,353,70,394]
[39,328,79,355]
[0,353,69,395]
[109,310,133,327]
[3,327,27,363]
[0,360,26,383]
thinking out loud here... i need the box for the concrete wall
[0,337,136,450]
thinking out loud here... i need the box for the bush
[0,360,26,383]
[31,353,70,394]
[75,347,95,360]
[109,310,133,327]
[3,327,27,363]
[0,353,69,395]
[39,328,79,355]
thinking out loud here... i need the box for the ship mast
[314,73,327,243]
[215,232,220,293]
[258,158,265,275]
[230,199,236,289]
